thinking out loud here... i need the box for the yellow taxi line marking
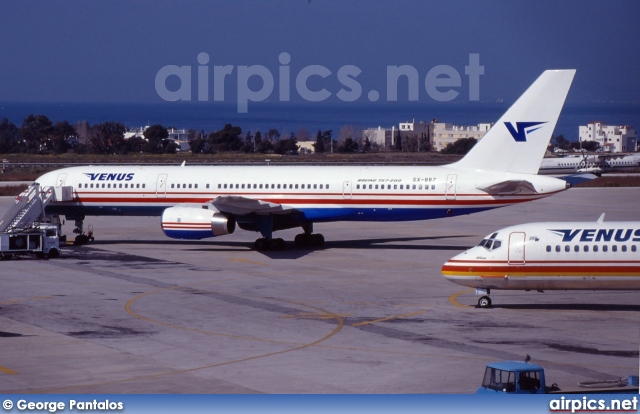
[0,366,17,375]
[352,310,427,327]
[281,312,351,320]
[448,289,474,308]
[227,258,268,266]
[0,295,54,305]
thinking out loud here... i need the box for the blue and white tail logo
[504,122,547,142]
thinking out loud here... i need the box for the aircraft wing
[478,180,538,195]
[209,196,295,216]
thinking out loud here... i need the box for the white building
[579,122,637,153]
[362,126,395,148]
[167,128,190,141]
[124,126,148,140]
[431,122,492,152]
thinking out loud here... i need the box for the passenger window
[195,184,198,189]
[431,185,435,190]
[277,184,281,189]
[555,245,561,252]
[189,184,193,189]
[632,246,637,252]
[241,184,245,189]
[612,245,617,252]
[223,184,227,189]
[400,185,404,190]
[142,184,145,188]
[375,185,379,189]
[583,245,589,252]
[565,245,570,252]
[171,184,175,188]
[320,184,323,189]
[295,184,298,189]
[394,185,398,190]
[574,245,579,252]
[593,245,598,252]
[622,245,627,252]
[602,245,608,252]
[326,184,329,189]
[314,184,317,189]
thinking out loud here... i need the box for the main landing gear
[293,221,324,248]
[72,218,94,245]
[252,219,325,251]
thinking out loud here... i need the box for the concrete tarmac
[0,188,638,394]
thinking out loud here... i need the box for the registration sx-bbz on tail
[36,70,576,250]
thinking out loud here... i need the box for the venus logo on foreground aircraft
[32,70,576,251]
[442,214,640,308]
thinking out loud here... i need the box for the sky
[0,0,639,106]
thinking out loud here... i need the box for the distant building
[167,128,190,141]
[297,141,315,154]
[579,122,637,153]
[124,126,148,140]
[431,122,492,152]
[362,126,395,148]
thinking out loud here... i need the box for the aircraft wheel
[478,296,492,308]
[254,238,269,251]
[74,234,89,245]
[294,234,308,247]
[311,233,325,247]
[270,238,285,251]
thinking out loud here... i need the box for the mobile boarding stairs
[0,184,72,233]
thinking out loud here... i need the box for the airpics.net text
[155,53,484,113]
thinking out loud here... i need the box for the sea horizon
[1,101,638,142]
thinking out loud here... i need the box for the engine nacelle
[161,206,235,240]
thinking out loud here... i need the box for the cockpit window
[478,233,502,251]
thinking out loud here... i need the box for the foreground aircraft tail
[452,69,575,174]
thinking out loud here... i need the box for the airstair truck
[0,184,71,259]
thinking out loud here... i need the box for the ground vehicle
[477,360,639,394]
[0,223,61,259]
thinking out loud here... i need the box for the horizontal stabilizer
[554,173,598,186]
[210,196,293,215]
[478,180,538,195]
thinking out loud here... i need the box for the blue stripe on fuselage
[46,204,494,222]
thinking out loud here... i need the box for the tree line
[4,113,551,157]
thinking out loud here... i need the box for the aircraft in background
[33,70,575,251]
[441,213,640,308]
[539,153,640,176]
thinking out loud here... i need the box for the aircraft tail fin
[452,70,575,174]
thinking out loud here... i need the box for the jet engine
[161,206,235,240]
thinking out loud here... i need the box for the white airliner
[539,153,640,176]
[35,70,575,250]
[442,214,640,307]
